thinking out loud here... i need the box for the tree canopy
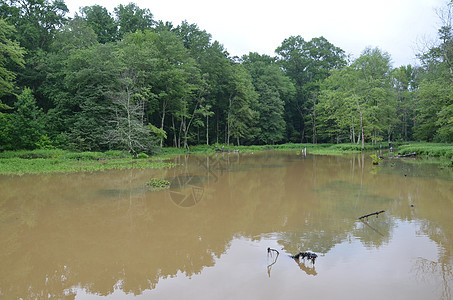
[0,0,451,152]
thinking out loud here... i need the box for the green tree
[414,80,453,142]
[316,48,395,147]
[62,43,121,151]
[0,0,69,111]
[276,35,346,143]
[0,0,68,51]
[50,17,98,53]
[10,88,45,149]
[414,1,453,142]
[353,48,395,144]
[0,18,24,100]
[392,65,417,141]
[78,5,118,43]
[114,3,154,39]
[119,29,202,149]
[241,53,295,144]
[226,63,258,145]
[106,71,157,155]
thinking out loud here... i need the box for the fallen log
[388,152,417,159]
[291,251,318,264]
[358,210,385,220]
[397,152,417,158]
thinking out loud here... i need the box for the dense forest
[0,0,452,154]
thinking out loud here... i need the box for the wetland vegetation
[0,142,451,175]
[1,1,452,158]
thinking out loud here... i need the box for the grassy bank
[396,143,453,159]
[161,142,384,155]
[0,149,175,175]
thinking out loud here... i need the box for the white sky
[65,0,447,67]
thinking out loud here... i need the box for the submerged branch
[267,248,280,277]
[267,247,280,256]
[358,210,385,220]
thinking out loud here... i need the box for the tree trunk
[206,115,209,145]
[227,96,233,146]
[172,115,177,148]
[354,94,365,150]
[160,101,167,148]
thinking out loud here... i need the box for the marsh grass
[146,178,171,191]
[0,149,175,175]
[161,143,385,155]
[396,143,453,159]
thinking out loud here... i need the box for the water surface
[1,152,452,299]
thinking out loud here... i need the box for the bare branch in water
[358,210,385,220]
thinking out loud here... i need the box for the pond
[1,151,452,299]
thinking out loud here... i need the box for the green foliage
[35,134,54,149]
[114,3,154,39]
[370,154,381,165]
[414,79,453,142]
[137,152,149,159]
[78,5,118,43]
[276,35,346,142]
[9,88,45,149]
[0,149,174,175]
[397,143,453,159]
[316,47,395,146]
[148,124,167,141]
[0,1,452,153]
[0,18,25,98]
[145,178,170,191]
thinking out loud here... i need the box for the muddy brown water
[1,152,452,299]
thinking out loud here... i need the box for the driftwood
[291,251,318,264]
[267,247,279,255]
[215,147,239,153]
[358,210,385,220]
[387,152,417,159]
[398,152,417,158]
[266,248,280,277]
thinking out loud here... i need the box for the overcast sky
[65,0,447,67]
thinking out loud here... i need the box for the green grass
[161,142,385,155]
[0,149,175,175]
[396,143,453,159]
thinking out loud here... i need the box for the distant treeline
[0,1,452,154]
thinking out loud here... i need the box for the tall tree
[0,18,24,100]
[78,5,118,43]
[226,63,258,145]
[241,52,295,144]
[0,0,68,111]
[392,65,417,141]
[414,1,453,142]
[106,71,157,155]
[0,0,68,51]
[62,43,121,151]
[114,3,154,39]
[276,36,346,143]
[9,87,45,149]
[316,47,394,147]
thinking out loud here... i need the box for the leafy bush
[146,178,170,191]
[137,153,149,159]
